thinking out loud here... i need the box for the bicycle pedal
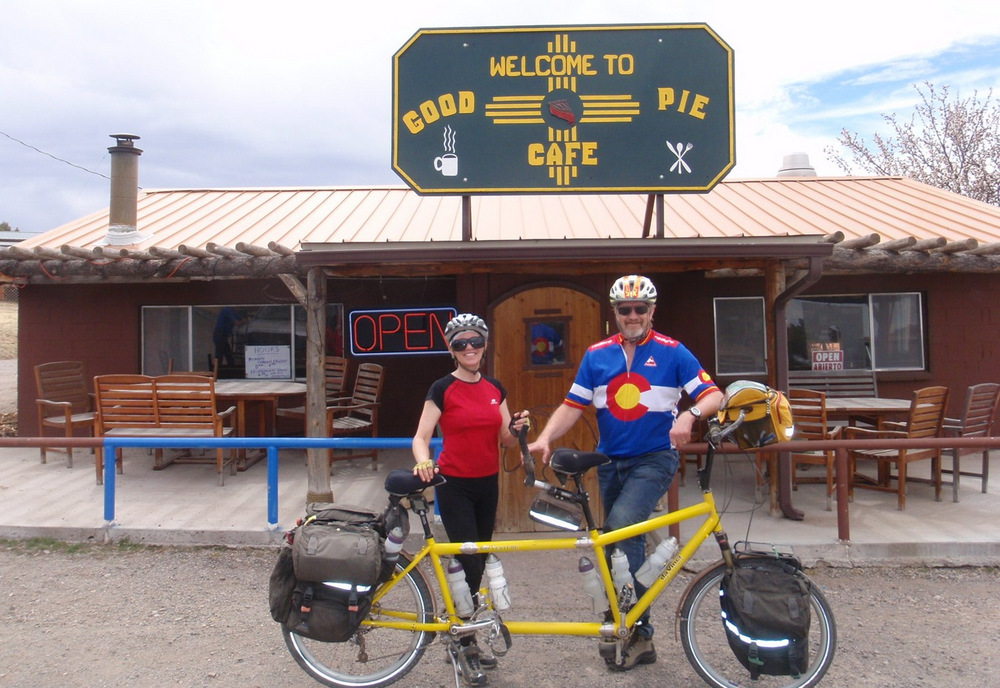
[598,637,619,662]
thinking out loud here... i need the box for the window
[786,293,924,372]
[713,297,767,376]
[142,304,344,379]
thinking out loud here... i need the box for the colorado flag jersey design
[564,330,718,458]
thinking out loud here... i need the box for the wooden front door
[491,285,603,532]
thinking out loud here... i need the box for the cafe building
[4,137,1000,524]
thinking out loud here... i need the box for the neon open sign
[350,307,457,356]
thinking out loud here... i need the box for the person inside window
[213,307,246,368]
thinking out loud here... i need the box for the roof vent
[776,152,817,178]
[102,133,150,246]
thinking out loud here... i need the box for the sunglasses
[450,336,486,352]
[616,305,650,316]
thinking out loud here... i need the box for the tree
[0,222,11,232]
[826,82,1000,206]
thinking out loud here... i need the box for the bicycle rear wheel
[283,554,435,688]
[678,561,836,688]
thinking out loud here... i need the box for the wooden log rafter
[1,231,1000,283]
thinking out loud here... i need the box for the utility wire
[1,130,111,181]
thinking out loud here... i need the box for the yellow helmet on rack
[717,381,795,450]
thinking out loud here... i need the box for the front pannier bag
[719,550,812,679]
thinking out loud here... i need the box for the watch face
[689,407,702,419]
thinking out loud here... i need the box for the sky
[4,0,1000,233]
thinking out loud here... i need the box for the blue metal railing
[101,436,442,528]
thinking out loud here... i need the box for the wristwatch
[687,406,703,420]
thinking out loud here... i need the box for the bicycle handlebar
[517,425,536,487]
[706,408,746,447]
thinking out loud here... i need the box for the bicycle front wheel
[678,561,836,688]
[283,554,435,688]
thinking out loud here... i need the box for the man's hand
[526,438,553,465]
[670,411,697,449]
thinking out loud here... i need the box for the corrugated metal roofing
[16,176,1000,253]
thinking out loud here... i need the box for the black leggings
[435,473,499,597]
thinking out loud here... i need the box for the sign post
[392,24,734,194]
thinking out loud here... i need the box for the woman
[412,313,527,686]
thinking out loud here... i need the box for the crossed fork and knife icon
[666,141,693,174]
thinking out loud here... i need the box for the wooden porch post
[305,268,333,502]
[765,265,790,517]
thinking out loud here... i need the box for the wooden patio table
[215,380,307,469]
[824,395,915,487]
[824,396,911,426]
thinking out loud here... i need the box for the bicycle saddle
[549,448,610,475]
[384,468,446,496]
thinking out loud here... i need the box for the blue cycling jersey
[565,330,719,458]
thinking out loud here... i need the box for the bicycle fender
[673,560,727,639]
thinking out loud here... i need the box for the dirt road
[1,542,998,687]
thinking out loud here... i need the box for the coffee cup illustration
[434,153,458,176]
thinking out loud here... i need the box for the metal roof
[3,176,999,283]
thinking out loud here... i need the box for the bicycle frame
[369,464,729,640]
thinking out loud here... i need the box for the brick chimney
[103,133,149,245]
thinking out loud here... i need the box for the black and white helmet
[444,313,489,343]
[609,274,657,304]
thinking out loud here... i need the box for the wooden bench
[788,369,879,427]
[93,374,236,486]
[788,369,878,397]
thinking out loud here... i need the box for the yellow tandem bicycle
[282,409,837,688]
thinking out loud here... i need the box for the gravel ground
[2,542,999,688]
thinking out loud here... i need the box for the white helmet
[609,275,657,304]
[444,313,488,343]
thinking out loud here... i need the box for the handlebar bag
[719,552,812,679]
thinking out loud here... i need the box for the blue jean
[598,449,679,638]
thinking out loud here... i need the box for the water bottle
[609,548,636,604]
[578,556,608,614]
[634,536,679,587]
[484,554,511,611]
[445,558,475,617]
[383,526,405,568]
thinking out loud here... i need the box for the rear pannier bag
[269,502,390,642]
[268,543,296,624]
[292,520,383,586]
[719,552,812,679]
[286,580,375,643]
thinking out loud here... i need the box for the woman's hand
[413,459,438,482]
[508,410,531,436]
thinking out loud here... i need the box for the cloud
[5,0,1000,230]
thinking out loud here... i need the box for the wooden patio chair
[788,388,842,511]
[276,355,351,429]
[846,385,949,510]
[34,361,96,466]
[326,362,384,470]
[941,382,1000,501]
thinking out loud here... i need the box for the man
[527,274,723,671]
